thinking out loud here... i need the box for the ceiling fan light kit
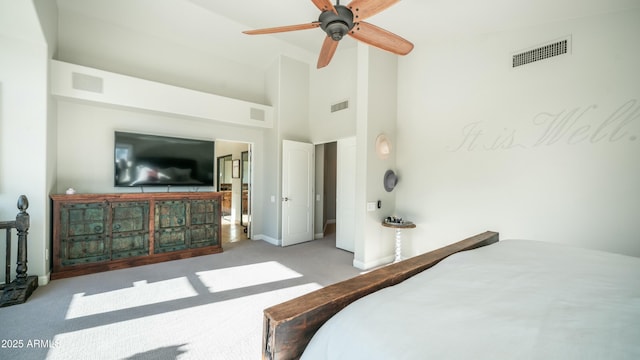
[319,5,354,41]
[243,0,413,68]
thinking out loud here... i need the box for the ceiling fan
[243,0,414,69]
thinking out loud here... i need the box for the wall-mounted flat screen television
[114,131,215,187]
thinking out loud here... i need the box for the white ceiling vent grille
[250,107,265,121]
[72,72,103,93]
[513,37,570,68]
[331,100,349,113]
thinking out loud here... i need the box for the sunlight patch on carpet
[49,283,323,359]
[65,277,198,319]
[196,261,303,292]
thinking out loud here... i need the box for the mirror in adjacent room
[240,150,250,234]
[217,154,232,216]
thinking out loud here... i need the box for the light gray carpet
[0,236,361,360]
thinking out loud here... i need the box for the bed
[262,231,640,359]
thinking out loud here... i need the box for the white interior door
[336,137,356,252]
[281,140,314,246]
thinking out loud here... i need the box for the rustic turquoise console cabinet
[51,192,222,279]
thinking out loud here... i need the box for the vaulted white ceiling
[56,0,640,69]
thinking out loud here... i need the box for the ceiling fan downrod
[319,4,354,41]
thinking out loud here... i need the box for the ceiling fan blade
[317,36,339,69]
[243,22,320,35]
[348,21,413,55]
[347,0,399,21]
[311,0,337,14]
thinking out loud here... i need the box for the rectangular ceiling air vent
[250,107,265,121]
[331,100,349,113]
[512,37,570,68]
[72,72,104,93]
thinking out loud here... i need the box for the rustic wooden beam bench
[262,231,499,359]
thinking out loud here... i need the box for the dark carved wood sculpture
[0,195,38,307]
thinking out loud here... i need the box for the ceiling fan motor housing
[319,5,354,41]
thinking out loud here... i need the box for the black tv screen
[114,131,215,187]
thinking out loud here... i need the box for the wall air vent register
[513,37,571,68]
[331,100,349,113]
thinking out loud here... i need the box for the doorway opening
[315,138,356,252]
[216,141,252,244]
[321,142,337,238]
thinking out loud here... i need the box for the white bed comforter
[301,240,640,360]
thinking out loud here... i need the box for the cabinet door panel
[52,193,221,278]
[191,200,217,225]
[111,201,150,258]
[155,200,188,253]
[190,225,219,247]
[60,203,109,266]
[112,201,148,233]
[155,201,187,229]
[189,199,219,248]
[155,229,188,253]
[62,236,110,266]
[62,203,107,237]
[112,233,149,258]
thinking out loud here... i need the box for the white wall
[56,0,269,105]
[307,45,402,268]
[0,1,52,284]
[55,95,277,247]
[309,47,358,144]
[56,100,265,188]
[15,3,636,282]
[260,60,282,242]
[3,2,398,281]
[396,10,640,256]
[353,46,399,269]
[267,55,312,241]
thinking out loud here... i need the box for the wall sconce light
[375,134,392,160]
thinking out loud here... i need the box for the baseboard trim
[353,255,394,270]
[39,273,50,286]
[252,234,281,246]
[3,273,52,287]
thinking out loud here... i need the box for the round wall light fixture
[384,169,398,192]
